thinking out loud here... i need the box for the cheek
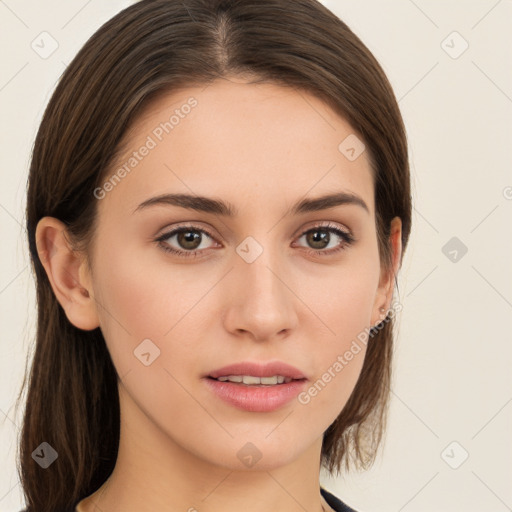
[302,250,380,342]
[298,285,371,425]
[91,242,222,382]
[298,254,380,414]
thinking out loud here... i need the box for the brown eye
[295,223,355,256]
[305,229,331,250]
[176,230,203,250]
[155,225,217,258]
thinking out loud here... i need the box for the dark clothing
[321,486,358,511]
[21,485,357,512]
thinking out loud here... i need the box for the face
[76,77,394,471]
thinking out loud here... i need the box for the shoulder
[320,486,360,512]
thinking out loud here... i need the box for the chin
[197,438,306,472]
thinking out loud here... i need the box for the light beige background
[1,1,511,511]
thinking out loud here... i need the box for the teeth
[216,375,293,385]
[218,375,243,383]
[243,375,262,385]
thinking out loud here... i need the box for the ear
[371,216,403,326]
[35,216,100,331]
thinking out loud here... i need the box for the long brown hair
[18,1,411,510]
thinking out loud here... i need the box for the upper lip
[207,361,307,380]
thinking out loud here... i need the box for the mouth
[203,360,308,412]
[206,375,307,386]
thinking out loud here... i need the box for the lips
[207,361,307,380]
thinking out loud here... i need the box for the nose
[223,245,299,342]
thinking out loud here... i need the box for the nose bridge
[243,246,280,295]
[239,234,285,303]
[226,232,298,339]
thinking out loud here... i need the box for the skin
[36,76,402,512]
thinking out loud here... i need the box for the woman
[18,1,411,511]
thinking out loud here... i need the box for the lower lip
[204,377,307,412]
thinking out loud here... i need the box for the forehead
[97,78,374,220]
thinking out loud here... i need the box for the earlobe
[35,216,100,331]
[371,216,403,326]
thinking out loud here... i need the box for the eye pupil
[178,230,201,249]
[307,229,329,249]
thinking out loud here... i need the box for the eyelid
[155,221,217,240]
[293,220,352,239]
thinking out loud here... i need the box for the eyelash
[154,222,355,259]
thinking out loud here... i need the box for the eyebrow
[132,191,369,216]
